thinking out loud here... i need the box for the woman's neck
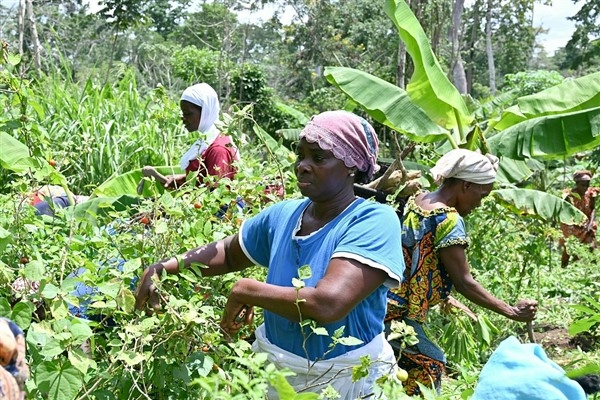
[310,192,357,221]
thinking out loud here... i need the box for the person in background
[559,169,599,267]
[135,110,406,399]
[160,82,240,189]
[29,185,89,217]
[385,149,538,396]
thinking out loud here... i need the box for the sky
[532,0,580,55]
[240,1,581,56]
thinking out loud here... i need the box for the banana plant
[323,0,599,225]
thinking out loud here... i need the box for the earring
[349,172,355,177]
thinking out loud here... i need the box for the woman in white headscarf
[163,83,240,189]
[385,149,538,396]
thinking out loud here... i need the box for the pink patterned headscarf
[299,111,380,180]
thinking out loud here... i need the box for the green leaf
[311,326,328,336]
[565,363,600,379]
[494,72,600,130]
[24,259,45,282]
[336,336,364,346]
[70,194,140,226]
[116,288,136,314]
[154,220,169,234]
[275,102,309,125]
[68,350,93,375]
[97,281,120,299]
[324,67,451,144]
[50,298,70,320]
[92,166,182,197]
[115,351,145,366]
[187,352,213,378]
[122,258,141,274]
[297,265,312,280]
[270,374,299,399]
[488,106,600,160]
[0,226,12,254]
[0,298,11,317]
[384,0,472,132]
[41,283,59,299]
[291,278,305,289]
[275,128,301,145]
[11,301,34,330]
[491,189,586,224]
[39,339,67,359]
[71,320,94,343]
[0,132,34,172]
[569,319,598,336]
[495,158,536,185]
[36,360,84,400]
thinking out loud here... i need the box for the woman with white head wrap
[163,83,240,189]
[386,148,538,396]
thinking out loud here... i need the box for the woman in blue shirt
[135,110,405,398]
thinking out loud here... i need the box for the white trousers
[252,324,398,399]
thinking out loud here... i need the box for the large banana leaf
[495,158,539,186]
[491,189,586,225]
[0,131,34,173]
[487,106,600,160]
[0,132,70,188]
[275,128,301,147]
[324,67,452,144]
[70,194,141,226]
[384,0,472,134]
[493,72,600,131]
[275,102,309,125]
[92,166,183,197]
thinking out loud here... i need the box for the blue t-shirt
[240,197,405,360]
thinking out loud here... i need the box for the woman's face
[457,181,494,216]
[575,180,590,194]
[180,100,201,132]
[294,138,352,202]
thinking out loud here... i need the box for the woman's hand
[220,298,254,338]
[135,263,164,314]
[162,175,178,189]
[510,299,538,322]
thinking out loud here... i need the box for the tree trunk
[465,0,481,93]
[18,0,25,57]
[397,0,413,89]
[485,0,496,95]
[449,0,467,93]
[397,41,406,89]
[25,0,41,72]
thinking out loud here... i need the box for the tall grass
[24,69,186,194]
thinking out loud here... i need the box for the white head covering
[430,149,499,185]
[179,83,239,170]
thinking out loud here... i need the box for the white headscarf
[430,149,499,185]
[178,83,239,170]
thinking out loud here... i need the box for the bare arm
[134,234,253,311]
[440,245,537,322]
[220,258,388,335]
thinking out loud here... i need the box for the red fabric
[186,135,238,185]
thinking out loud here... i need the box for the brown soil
[531,323,597,353]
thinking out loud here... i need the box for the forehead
[180,100,200,112]
[296,138,326,151]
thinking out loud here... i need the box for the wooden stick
[527,321,536,343]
